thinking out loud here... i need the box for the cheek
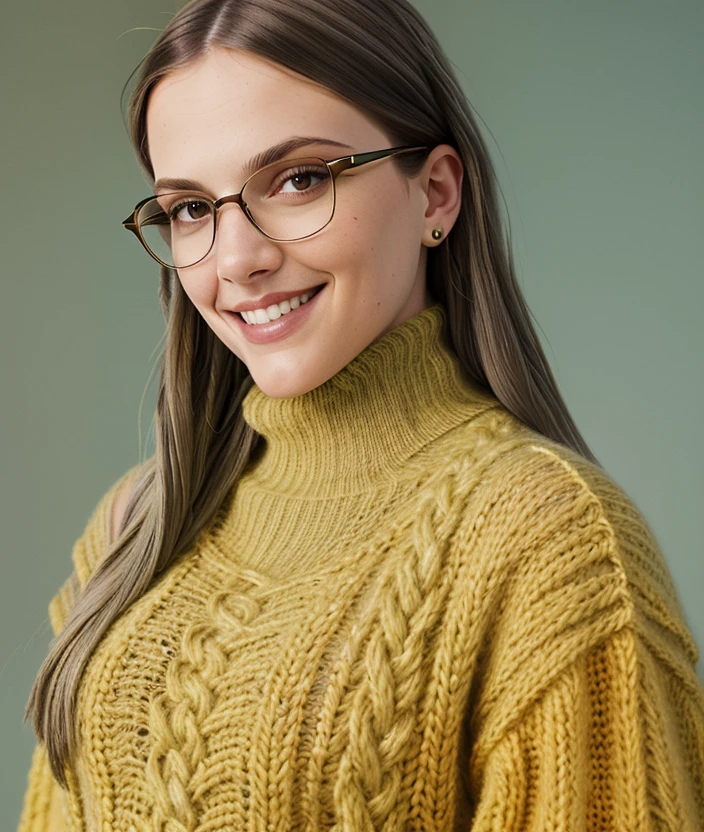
[341,183,418,272]
[177,269,217,313]
[315,178,407,268]
[361,178,417,258]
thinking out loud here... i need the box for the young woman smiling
[19,0,704,830]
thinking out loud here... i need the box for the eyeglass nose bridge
[213,192,245,210]
[211,190,263,238]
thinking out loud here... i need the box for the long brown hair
[26,0,600,787]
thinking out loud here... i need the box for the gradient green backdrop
[3,0,702,826]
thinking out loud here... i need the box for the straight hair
[26,0,601,787]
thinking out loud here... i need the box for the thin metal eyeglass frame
[122,144,430,269]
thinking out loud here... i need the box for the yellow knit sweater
[18,304,704,831]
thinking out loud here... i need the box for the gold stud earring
[431,227,444,241]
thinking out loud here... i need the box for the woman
[19,0,704,829]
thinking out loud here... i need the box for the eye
[169,198,212,224]
[271,165,329,196]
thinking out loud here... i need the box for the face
[146,47,462,398]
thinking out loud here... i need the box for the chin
[252,371,327,400]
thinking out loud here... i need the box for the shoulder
[110,471,137,546]
[74,462,145,583]
[443,409,664,586]
[428,405,608,533]
[466,427,687,628]
[47,462,146,635]
[441,418,699,700]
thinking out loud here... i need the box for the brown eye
[290,172,313,191]
[170,199,211,223]
[273,166,329,196]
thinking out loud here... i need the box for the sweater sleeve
[16,745,71,832]
[462,626,704,831]
[16,465,142,832]
[457,442,704,831]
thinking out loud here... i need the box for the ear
[419,144,464,247]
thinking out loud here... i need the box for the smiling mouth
[237,284,325,325]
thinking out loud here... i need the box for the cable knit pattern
[17,303,704,832]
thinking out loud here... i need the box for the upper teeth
[239,288,319,324]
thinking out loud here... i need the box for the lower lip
[227,284,327,345]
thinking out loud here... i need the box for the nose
[213,201,282,283]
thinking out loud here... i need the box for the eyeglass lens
[136,157,335,268]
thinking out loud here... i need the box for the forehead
[146,48,381,185]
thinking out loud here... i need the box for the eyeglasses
[122,144,430,270]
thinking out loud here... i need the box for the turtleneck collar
[239,303,498,498]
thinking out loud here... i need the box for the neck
[240,304,497,498]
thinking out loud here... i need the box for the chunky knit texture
[18,303,704,831]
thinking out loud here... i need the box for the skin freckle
[146,47,459,399]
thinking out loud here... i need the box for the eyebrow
[153,136,354,194]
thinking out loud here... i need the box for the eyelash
[165,164,328,220]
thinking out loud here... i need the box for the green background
[3,0,702,825]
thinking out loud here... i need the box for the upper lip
[229,284,325,313]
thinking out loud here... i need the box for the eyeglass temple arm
[123,206,167,236]
[122,193,169,232]
[326,145,429,177]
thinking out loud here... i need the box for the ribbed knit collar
[239,303,498,498]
